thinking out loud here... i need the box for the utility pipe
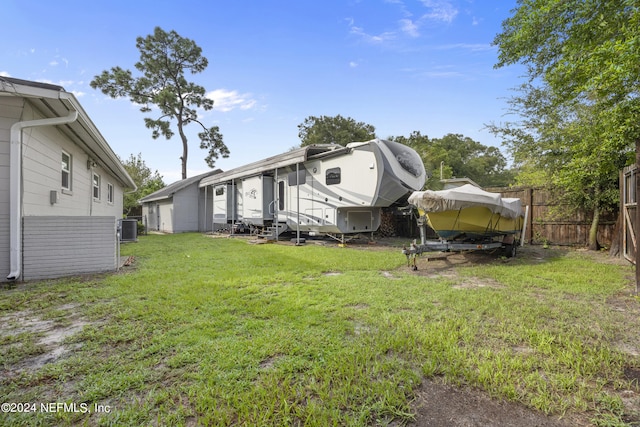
[7,109,79,281]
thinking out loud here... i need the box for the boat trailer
[401,213,521,270]
[402,237,518,269]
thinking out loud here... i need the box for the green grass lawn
[0,233,638,426]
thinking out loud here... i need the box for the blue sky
[2,0,522,184]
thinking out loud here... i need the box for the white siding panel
[23,216,117,281]
[22,119,91,216]
[18,102,124,220]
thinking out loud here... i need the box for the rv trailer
[199,139,427,241]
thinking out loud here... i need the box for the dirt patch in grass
[409,378,576,427]
[0,305,88,376]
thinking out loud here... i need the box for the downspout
[8,110,79,281]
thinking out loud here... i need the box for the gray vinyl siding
[199,186,214,232]
[22,216,117,281]
[173,185,199,233]
[141,184,205,233]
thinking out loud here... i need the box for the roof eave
[0,77,137,190]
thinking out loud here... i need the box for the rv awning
[408,184,523,219]
[198,144,350,187]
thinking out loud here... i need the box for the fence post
[526,187,534,244]
[634,142,640,293]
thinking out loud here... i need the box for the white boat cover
[408,184,523,219]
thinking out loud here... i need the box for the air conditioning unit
[119,219,138,242]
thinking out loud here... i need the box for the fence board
[486,186,616,247]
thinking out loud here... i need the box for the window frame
[93,172,101,201]
[107,182,114,204]
[61,151,72,191]
[326,167,341,185]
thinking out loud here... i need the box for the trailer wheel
[504,242,517,258]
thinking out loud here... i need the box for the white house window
[107,183,114,204]
[93,173,101,200]
[62,151,72,190]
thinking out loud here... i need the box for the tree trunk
[178,122,188,180]
[588,206,600,251]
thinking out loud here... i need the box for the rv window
[288,169,306,186]
[278,181,285,210]
[215,187,225,196]
[326,168,341,185]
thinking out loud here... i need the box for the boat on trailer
[199,139,426,242]
[403,183,525,265]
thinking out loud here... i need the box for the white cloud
[399,19,420,37]
[420,0,458,23]
[49,56,68,68]
[0,71,10,77]
[350,24,396,44]
[349,61,359,68]
[347,0,458,45]
[206,89,257,112]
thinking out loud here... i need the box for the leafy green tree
[391,132,514,189]
[91,27,229,179]
[121,153,165,216]
[492,0,639,250]
[298,115,376,147]
[490,86,631,249]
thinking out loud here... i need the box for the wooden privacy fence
[485,186,617,247]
